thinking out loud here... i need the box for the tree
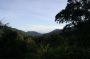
[0,21,27,59]
[55,1,90,59]
[55,0,90,30]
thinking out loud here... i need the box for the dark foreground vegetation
[0,0,90,59]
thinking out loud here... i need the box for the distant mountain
[26,31,42,36]
[46,29,63,35]
[42,29,63,37]
[50,29,62,34]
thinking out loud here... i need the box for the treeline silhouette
[0,0,90,59]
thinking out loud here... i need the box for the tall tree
[55,0,90,30]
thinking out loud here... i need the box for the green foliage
[1,21,90,59]
[55,0,90,30]
[0,24,28,58]
[54,0,90,59]
[0,0,90,59]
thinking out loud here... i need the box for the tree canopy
[55,0,90,29]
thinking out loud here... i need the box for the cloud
[0,0,67,33]
[16,24,65,33]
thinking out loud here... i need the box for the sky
[0,0,67,33]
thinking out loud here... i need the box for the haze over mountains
[10,26,62,37]
[26,31,42,36]
[26,29,62,36]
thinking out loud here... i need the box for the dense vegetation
[0,0,90,59]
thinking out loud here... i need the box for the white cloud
[0,0,67,33]
[16,24,65,33]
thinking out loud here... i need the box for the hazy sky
[0,0,67,33]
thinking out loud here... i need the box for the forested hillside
[0,0,90,59]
